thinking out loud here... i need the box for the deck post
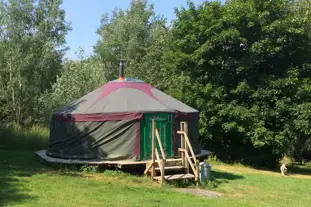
[180,122,185,167]
[151,119,155,178]
[161,160,165,185]
[184,122,190,174]
[195,160,200,187]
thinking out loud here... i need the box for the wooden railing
[177,121,199,183]
[144,119,166,184]
[144,120,199,185]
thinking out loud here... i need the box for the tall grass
[0,123,49,151]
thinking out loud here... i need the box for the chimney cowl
[118,59,125,81]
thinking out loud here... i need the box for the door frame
[140,113,173,160]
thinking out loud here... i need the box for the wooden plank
[184,122,190,174]
[184,133,197,164]
[161,159,165,185]
[180,122,185,167]
[144,161,153,174]
[155,149,162,174]
[153,173,195,181]
[151,119,155,177]
[155,149,165,185]
[154,166,185,171]
[184,122,188,136]
[184,132,196,159]
[195,160,200,184]
[155,129,166,160]
[166,158,182,162]
[184,150,197,177]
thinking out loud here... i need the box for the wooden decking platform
[35,149,210,167]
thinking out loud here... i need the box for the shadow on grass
[0,150,97,206]
[0,175,33,206]
[0,128,86,207]
[0,123,51,206]
[212,170,244,181]
[288,165,311,176]
[248,163,311,177]
[0,150,45,206]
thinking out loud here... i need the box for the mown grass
[1,125,311,207]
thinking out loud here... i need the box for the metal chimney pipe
[118,59,125,81]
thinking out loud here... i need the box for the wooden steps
[146,120,199,185]
[153,173,195,181]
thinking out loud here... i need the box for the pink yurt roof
[53,78,198,121]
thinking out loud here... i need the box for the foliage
[1,0,311,166]
[38,49,106,122]
[95,0,169,88]
[0,0,70,125]
[80,165,99,174]
[165,0,311,166]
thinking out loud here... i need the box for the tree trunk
[9,59,17,122]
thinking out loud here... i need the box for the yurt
[45,61,204,162]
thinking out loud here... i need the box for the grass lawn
[1,126,311,206]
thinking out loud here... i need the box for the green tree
[95,0,168,87]
[166,0,311,166]
[39,49,106,122]
[0,0,70,124]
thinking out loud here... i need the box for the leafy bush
[165,0,311,166]
[80,165,99,174]
[38,51,107,124]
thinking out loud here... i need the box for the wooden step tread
[153,173,195,181]
[146,158,182,166]
[166,158,182,162]
[154,166,185,171]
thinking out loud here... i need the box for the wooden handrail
[155,128,166,160]
[178,148,197,177]
[177,131,197,163]
[156,148,165,184]
[178,126,199,183]
[151,119,155,177]
[144,162,153,174]
[184,150,198,177]
[155,149,162,173]
[184,133,197,162]
[145,120,198,185]
[145,120,199,185]
[145,123,166,183]
[155,128,166,184]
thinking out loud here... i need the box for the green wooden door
[140,113,173,160]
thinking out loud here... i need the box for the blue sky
[60,0,210,59]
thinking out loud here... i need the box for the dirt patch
[175,188,223,198]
